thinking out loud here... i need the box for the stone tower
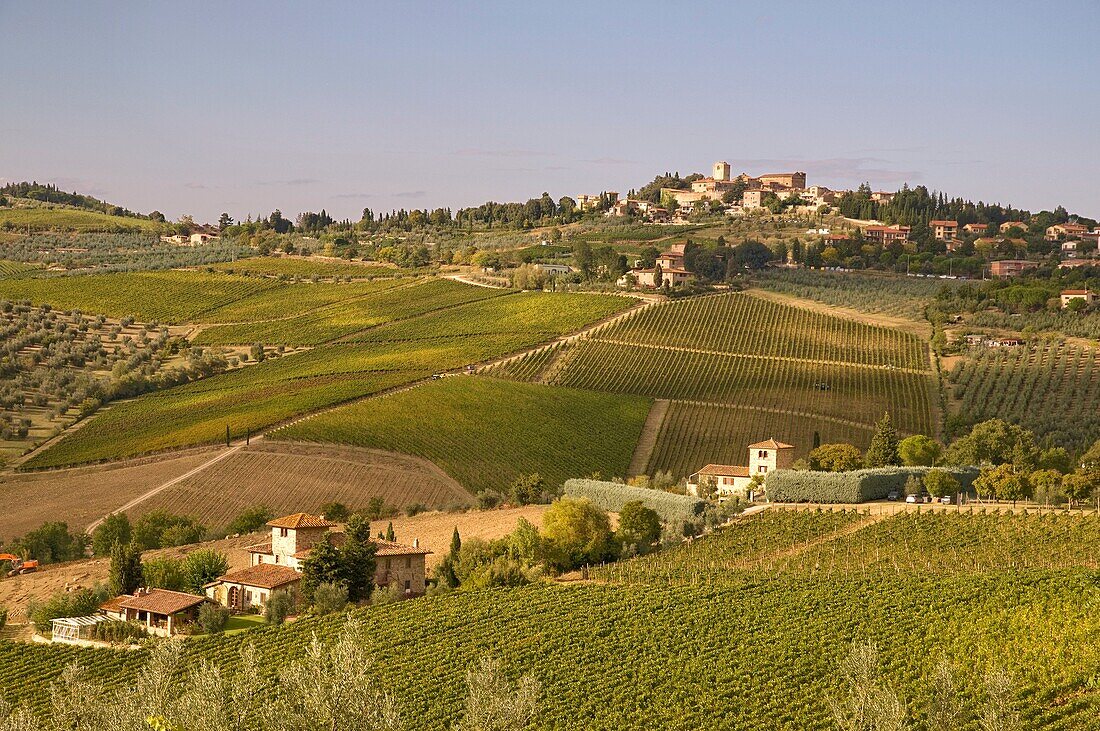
[713,161,731,181]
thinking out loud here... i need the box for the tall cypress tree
[865,412,901,468]
[109,541,143,596]
[340,515,377,603]
[300,533,344,602]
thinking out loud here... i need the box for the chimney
[413,538,419,548]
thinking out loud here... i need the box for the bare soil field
[0,448,220,537]
[126,442,474,527]
[0,505,547,626]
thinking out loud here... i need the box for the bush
[0,608,7,633]
[226,506,273,535]
[765,466,979,503]
[370,584,407,606]
[319,501,350,521]
[196,603,229,634]
[563,479,704,524]
[264,590,294,625]
[30,587,110,634]
[92,620,146,643]
[313,582,348,615]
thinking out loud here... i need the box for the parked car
[905,494,918,504]
[939,495,952,504]
[887,490,900,501]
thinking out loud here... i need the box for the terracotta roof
[930,220,958,226]
[118,589,206,616]
[1062,289,1091,295]
[215,564,302,590]
[373,540,432,557]
[99,595,128,613]
[749,438,795,450]
[266,512,335,529]
[246,541,273,554]
[293,535,430,559]
[696,464,751,477]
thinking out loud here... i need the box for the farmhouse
[999,221,1028,233]
[1045,222,1089,241]
[204,511,432,610]
[962,223,987,236]
[687,438,795,499]
[1061,289,1095,308]
[99,588,208,637]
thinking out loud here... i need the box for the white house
[688,439,795,499]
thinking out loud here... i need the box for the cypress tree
[450,527,461,557]
[385,522,396,542]
[340,515,377,603]
[300,533,344,602]
[109,541,143,596]
[865,412,901,468]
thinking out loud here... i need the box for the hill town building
[687,439,795,499]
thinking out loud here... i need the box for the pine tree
[341,515,377,603]
[865,412,901,468]
[300,533,345,602]
[109,541,143,596]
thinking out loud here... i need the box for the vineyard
[22,287,632,468]
[2,513,1099,728]
[0,271,282,323]
[479,291,936,479]
[0,207,162,233]
[128,442,473,525]
[270,376,650,494]
[751,268,955,321]
[645,402,875,477]
[0,261,37,278]
[946,342,1100,450]
[192,278,503,346]
[209,256,401,279]
[593,509,1100,584]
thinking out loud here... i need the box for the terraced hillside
[17,281,632,469]
[2,511,1098,729]
[490,291,936,478]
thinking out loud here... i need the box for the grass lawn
[223,614,268,634]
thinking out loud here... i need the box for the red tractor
[0,553,38,577]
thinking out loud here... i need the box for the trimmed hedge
[563,479,705,524]
[765,466,979,504]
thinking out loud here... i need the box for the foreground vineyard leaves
[2,511,1099,729]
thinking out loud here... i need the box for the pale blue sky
[2,1,1097,222]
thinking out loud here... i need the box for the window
[245,590,253,603]
[759,465,768,473]
[405,556,412,568]
[280,528,288,538]
[404,580,411,591]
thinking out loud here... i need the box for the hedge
[765,466,979,504]
[563,479,705,524]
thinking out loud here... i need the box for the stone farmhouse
[687,439,795,500]
[205,512,431,612]
[1061,289,1095,308]
[619,242,693,288]
[98,588,208,638]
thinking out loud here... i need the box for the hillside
[0,207,161,233]
[2,510,1098,728]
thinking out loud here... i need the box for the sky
[1,1,1098,223]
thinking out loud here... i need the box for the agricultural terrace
[645,402,875,477]
[0,261,38,278]
[947,342,1100,451]
[751,268,956,321]
[271,376,650,494]
[596,510,1100,585]
[2,563,1098,726]
[22,289,634,468]
[192,278,503,346]
[209,256,401,279]
[0,271,282,323]
[0,207,162,233]
[129,442,473,525]
[504,292,938,477]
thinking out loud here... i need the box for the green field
[193,278,504,345]
[0,271,282,322]
[0,207,162,233]
[271,376,651,493]
[0,260,39,278]
[210,256,401,279]
[947,342,1100,450]
[647,401,875,477]
[494,292,938,475]
[23,289,633,468]
[2,511,1098,728]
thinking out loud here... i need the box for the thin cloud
[333,192,374,199]
[256,178,321,187]
[581,157,636,166]
[393,190,427,199]
[453,148,551,158]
